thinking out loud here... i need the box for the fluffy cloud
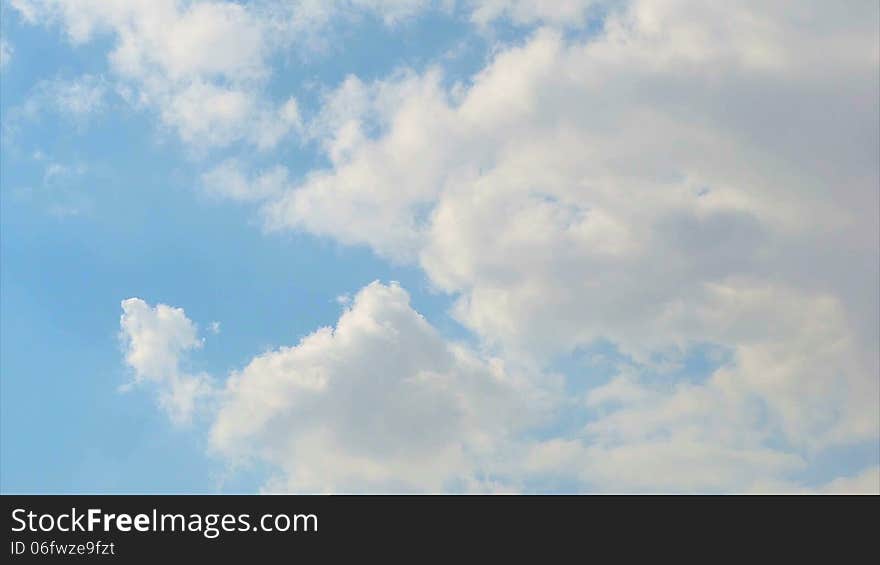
[10,0,297,149]
[210,281,547,492]
[524,437,806,493]
[7,0,625,149]
[253,0,878,489]
[816,466,880,494]
[119,298,212,424]
[121,280,878,493]
[514,283,877,492]
[120,283,550,492]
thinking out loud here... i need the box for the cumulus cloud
[122,281,876,492]
[120,283,550,492]
[119,298,213,424]
[210,281,548,492]
[252,0,878,489]
[118,282,877,493]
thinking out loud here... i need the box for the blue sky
[1,1,878,493]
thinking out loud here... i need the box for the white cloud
[746,465,880,494]
[1,74,112,150]
[124,279,875,493]
[250,0,878,489]
[524,438,805,493]
[46,75,108,117]
[266,69,463,258]
[11,1,267,76]
[209,281,548,492]
[816,466,880,495]
[7,0,462,150]
[9,0,612,149]
[469,0,603,27]
[118,283,554,492]
[16,74,110,121]
[515,282,877,492]
[10,1,292,150]
[201,159,290,202]
[119,298,213,424]
[6,154,95,217]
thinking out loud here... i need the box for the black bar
[1,495,876,561]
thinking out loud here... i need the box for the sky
[0,0,878,494]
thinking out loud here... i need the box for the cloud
[123,279,876,493]
[154,81,300,149]
[44,75,109,117]
[9,0,617,150]
[6,0,463,151]
[11,1,267,75]
[5,153,95,217]
[523,438,806,493]
[745,465,880,494]
[264,68,466,259]
[119,298,213,424]
[468,0,604,28]
[514,282,877,492]
[2,73,114,154]
[816,466,880,495]
[10,1,291,150]
[250,0,878,488]
[201,159,290,202]
[118,283,552,492]
[209,281,548,492]
[11,74,110,122]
